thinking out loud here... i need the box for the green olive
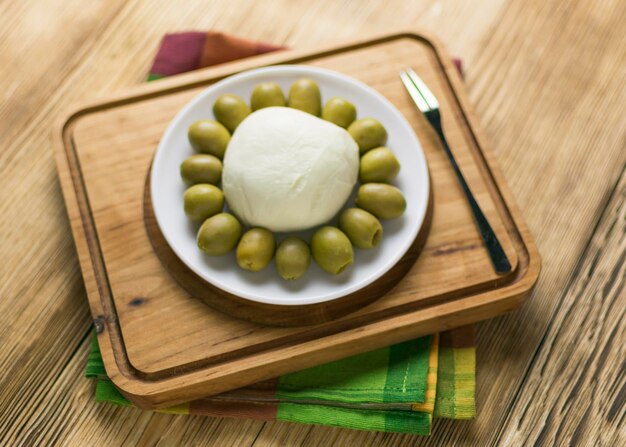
[347,118,388,154]
[236,228,275,272]
[321,97,356,128]
[355,183,406,220]
[311,226,354,275]
[188,120,230,159]
[339,208,383,249]
[250,82,286,110]
[213,94,251,133]
[180,154,223,185]
[275,237,311,280]
[183,184,224,222]
[288,78,321,116]
[197,213,242,256]
[359,147,400,183]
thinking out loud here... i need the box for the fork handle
[431,121,512,274]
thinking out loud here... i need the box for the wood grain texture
[56,33,537,407]
[498,169,625,446]
[0,0,624,445]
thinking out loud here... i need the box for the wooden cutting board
[54,30,540,409]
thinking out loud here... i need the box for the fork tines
[399,68,439,113]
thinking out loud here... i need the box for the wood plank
[0,0,126,154]
[0,0,624,445]
[2,335,265,446]
[0,0,130,440]
[496,168,625,445]
[0,0,244,441]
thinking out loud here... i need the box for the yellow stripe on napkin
[411,333,439,413]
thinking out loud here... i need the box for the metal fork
[400,68,512,274]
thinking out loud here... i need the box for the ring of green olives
[177,77,407,279]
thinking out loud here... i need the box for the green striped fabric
[276,404,432,434]
[434,344,476,419]
[276,337,430,405]
[87,330,474,434]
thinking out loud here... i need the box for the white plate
[151,65,429,306]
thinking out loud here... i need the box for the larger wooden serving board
[54,30,540,409]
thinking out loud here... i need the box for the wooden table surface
[1,0,624,445]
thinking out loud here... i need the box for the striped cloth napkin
[85,31,475,436]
